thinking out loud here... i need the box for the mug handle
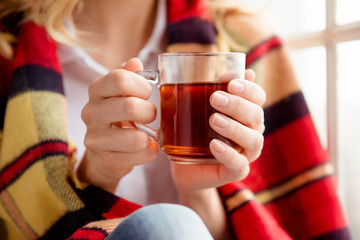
[130,71,161,140]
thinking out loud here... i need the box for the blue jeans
[105,203,214,240]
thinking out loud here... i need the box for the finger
[209,139,250,182]
[244,69,256,82]
[216,69,256,83]
[89,69,152,100]
[84,125,155,152]
[227,79,266,106]
[210,91,264,131]
[98,142,159,169]
[121,58,144,72]
[217,73,241,83]
[82,96,157,125]
[210,113,264,161]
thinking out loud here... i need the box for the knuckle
[80,106,89,124]
[83,131,97,150]
[252,84,266,105]
[253,133,264,151]
[251,133,264,160]
[151,102,157,118]
[231,159,250,182]
[259,89,267,105]
[239,164,250,179]
[88,81,100,98]
[233,97,244,115]
[233,122,243,139]
[123,98,140,118]
[251,151,262,163]
[88,83,95,97]
[133,102,157,123]
[131,131,150,150]
[81,103,97,124]
[253,106,265,127]
[113,69,128,95]
[143,81,152,99]
[259,123,266,134]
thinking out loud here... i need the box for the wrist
[77,150,131,193]
[177,188,234,240]
[177,188,216,206]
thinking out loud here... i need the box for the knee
[134,203,200,221]
[107,203,213,240]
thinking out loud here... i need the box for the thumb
[119,58,144,72]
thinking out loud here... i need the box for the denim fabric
[105,203,213,240]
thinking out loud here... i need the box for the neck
[73,0,157,69]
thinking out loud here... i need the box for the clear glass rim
[159,52,246,57]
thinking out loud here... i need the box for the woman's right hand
[77,58,158,193]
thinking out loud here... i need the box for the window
[256,0,360,237]
[337,40,360,236]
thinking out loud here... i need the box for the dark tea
[159,82,240,162]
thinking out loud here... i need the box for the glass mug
[136,52,246,164]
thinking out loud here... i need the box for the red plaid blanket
[0,0,350,239]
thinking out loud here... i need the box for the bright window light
[336,0,360,25]
[337,40,360,238]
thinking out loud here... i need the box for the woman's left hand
[171,69,265,192]
[170,69,265,239]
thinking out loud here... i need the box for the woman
[0,0,349,239]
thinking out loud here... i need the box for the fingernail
[212,113,229,128]
[212,92,229,107]
[229,80,244,94]
[211,139,226,153]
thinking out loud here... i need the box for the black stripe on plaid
[10,65,64,98]
[220,187,248,202]
[0,97,7,129]
[228,199,253,215]
[75,185,126,217]
[168,17,216,44]
[246,36,283,67]
[311,227,351,240]
[264,91,310,136]
[39,209,101,240]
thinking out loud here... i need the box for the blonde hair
[208,0,257,52]
[0,0,79,60]
[0,0,261,60]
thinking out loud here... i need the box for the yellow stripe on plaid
[225,162,334,212]
[0,190,36,239]
[42,155,85,210]
[7,160,71,236]
[0,91,68,168]
[225,188,255,212]
[30,91,68,142]
[255,162,334,205]
[0,199,29,240]
[85,218,125,235]
[0,93,39,168]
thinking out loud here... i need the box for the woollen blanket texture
[0,0,350,239]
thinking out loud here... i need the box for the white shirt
[57,0,179,205]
